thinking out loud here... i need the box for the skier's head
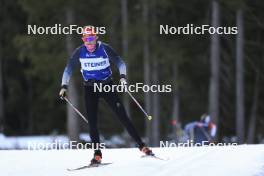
[200,114,211,124]
[82,26,98,52]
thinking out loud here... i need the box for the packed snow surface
[1,145,264,176]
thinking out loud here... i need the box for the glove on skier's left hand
[120,77,128,92]
[59,85,67,99]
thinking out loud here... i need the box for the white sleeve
[210,124,217,137]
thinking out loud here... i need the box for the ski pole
[126,90,152,121]
[62,97,89,124]
[200,126,213,142]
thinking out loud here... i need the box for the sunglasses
[82,36,97,43]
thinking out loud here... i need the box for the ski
[67,162,112,171]
[141,155,169,161]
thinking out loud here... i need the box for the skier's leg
[102,89,154,155]
[102,88,145,148]
[84,85,101,158]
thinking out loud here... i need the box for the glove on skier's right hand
[59,85,67,99]
[120,78,127,87]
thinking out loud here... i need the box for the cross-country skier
[59,26,154,165]
[184,114,217,144]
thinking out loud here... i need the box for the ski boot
[140,144,155,156]
[90,150,102,165]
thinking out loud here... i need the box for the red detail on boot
[95,155,102,162]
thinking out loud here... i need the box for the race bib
[80,57,110,71]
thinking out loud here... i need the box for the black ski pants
[84,81,144,149]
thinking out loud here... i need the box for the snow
[0,145,263,176]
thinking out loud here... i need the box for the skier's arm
[103,43,127,78]
[184,122,197,134]
[61,46,81,87]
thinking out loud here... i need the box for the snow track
[0,145,264,176]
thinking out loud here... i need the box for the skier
[184,114,217,145]
[59,26,154,165]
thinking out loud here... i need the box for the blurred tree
[209,0,220,140]
[236,8,245,144]
[65,7,80,142]
[247,73,259,143]
[142,0,152,143]
[172,62,180,141]
[150,0,160,146]
[0,35,4,133]
[15,0,70,135]
[0,6,4,132]
[121,0,130,118]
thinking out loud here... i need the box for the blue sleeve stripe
[61,46,81,86]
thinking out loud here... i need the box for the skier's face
[82,35,98,52]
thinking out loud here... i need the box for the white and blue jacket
[61,41,126,86]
